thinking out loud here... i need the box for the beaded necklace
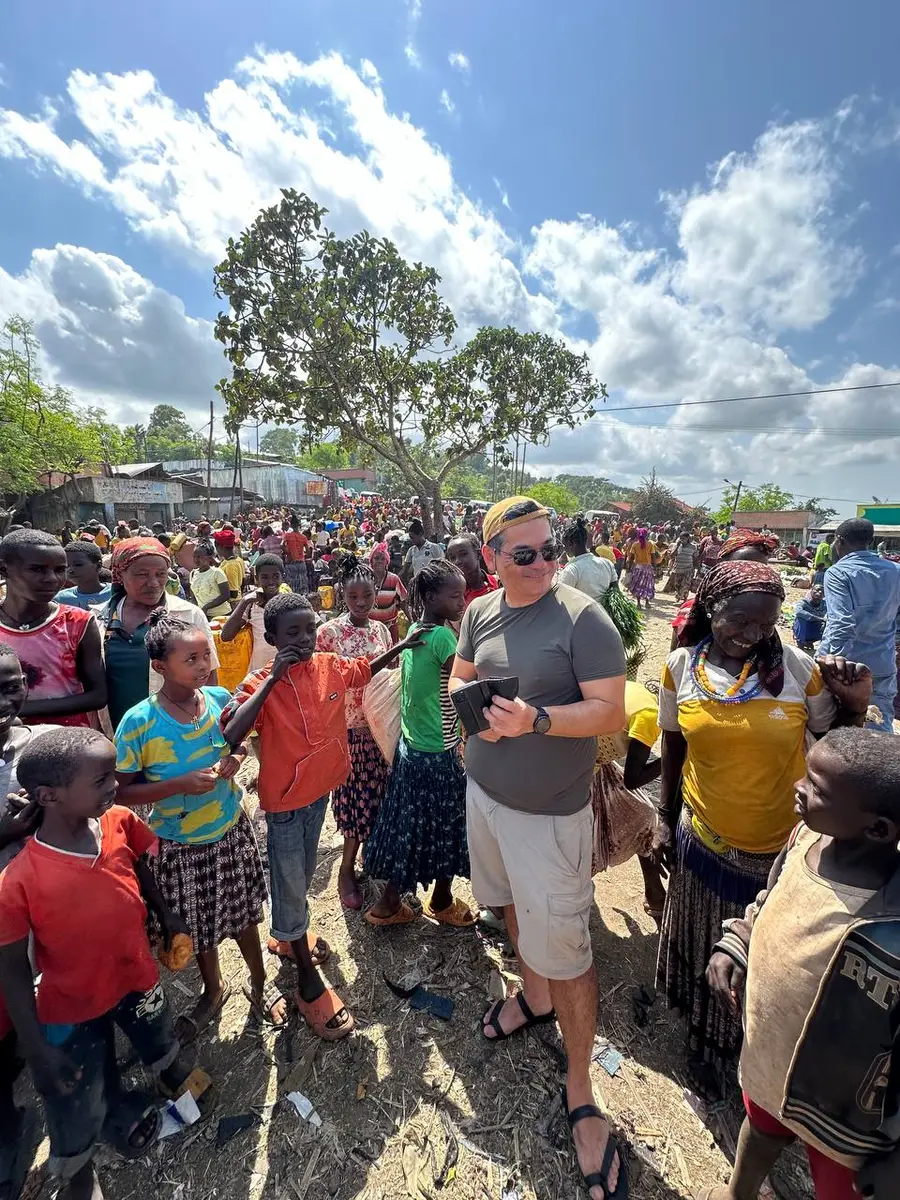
[690,637,764,705]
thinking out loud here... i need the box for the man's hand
[160,909,191,951]
[706,951,746,1015]
[484,695,537,739]
[816,654,873,714]
[30,1044,82,1096]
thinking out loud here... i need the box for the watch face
[534,711,551,734]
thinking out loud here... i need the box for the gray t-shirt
[0,724,53,871]
[404,541,445,577]
[456,584,625,816]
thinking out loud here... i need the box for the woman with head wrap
[367,542,410,643]
[670,528,781,649]
[655,560,872,1098]
[627,527,656,608]
[96,537,220,729]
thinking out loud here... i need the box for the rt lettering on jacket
[841,950,900,1009]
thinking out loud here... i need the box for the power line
[591,379,900,416]
[589,417,900,438]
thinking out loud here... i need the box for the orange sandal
[423,897,476,927]
[266,933,330,967]
[364,901,418,927]
[295,987,355,1042]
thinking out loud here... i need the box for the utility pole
[729,479,743,524]
[206,400,214,518]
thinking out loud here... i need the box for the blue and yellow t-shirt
[114,687,240,846]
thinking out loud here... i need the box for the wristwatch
[532,706,552,735]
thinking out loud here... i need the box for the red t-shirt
[464,574,499,609]
[282,531,310,563]
[0,806,159,1024]
[222,654,372,813]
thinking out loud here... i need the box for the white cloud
[0,54,895,503]
[404,42,421,69]
[439,88,455,115]
[448,51,470,73]
[0,245,223,424]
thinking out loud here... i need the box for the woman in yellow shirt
[627,528,655,608]
[656,560,871,1099]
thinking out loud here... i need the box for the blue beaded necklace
[690,637,764,705]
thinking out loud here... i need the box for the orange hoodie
[223,654,372,812]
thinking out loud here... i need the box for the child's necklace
[0,603,46,632]
[161,689,203,728]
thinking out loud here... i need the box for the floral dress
[316,614,392,841]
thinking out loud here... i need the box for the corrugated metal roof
[112,462,164,477]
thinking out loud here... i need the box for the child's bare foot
[175,983,231,1044]
[61,1162,103,1200]
[337,867,363,910]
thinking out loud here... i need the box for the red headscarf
[719,528,780,559]
[678,560,786,695]
[110,537,169,588]
[213,528,236,550]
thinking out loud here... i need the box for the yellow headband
[482,496,551,547]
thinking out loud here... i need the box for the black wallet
[450,677,519,736]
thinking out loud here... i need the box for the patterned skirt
[333,725,391,841]
[283,560,312,594]
[629,562,656,601]
[656,805,776,1070]
[150,810,267,953]
[364,738,469,892]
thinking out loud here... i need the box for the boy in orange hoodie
[222,593,416,1040]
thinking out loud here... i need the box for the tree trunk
[416,480,443,539]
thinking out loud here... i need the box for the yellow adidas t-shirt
[658,644,836,854]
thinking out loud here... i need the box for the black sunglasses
[498,540,561,567]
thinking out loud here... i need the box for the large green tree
[712,481,796,525]
[214,190,603,533]
[259,427,300,460]
[529,481,580,514]
[0,318,113,523]
[143,404,204,461]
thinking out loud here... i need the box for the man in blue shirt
[818,518,900,732]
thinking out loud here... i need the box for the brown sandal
[423,897,476,927]
[364,902,418,927]
[295,987,355,1042]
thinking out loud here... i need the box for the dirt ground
[16,588,820,1200]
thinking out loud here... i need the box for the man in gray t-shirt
[400,518,444,583]
[450,496,625,1198]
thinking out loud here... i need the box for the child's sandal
[423,897,475,927]
[295,987,355,1042]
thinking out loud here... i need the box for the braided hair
[145,607,193,659]
[561,515,590,556]
[335,554,375,586]
[407,559,464,621]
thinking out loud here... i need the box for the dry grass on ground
[16,591,819,1200]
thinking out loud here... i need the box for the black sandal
[103,1092,162,1159]
[563,1086,629,1199]
[482,993,556,1041]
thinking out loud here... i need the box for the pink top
[315,613,391,728]
[0,605,98,727]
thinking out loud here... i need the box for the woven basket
[595,729,629,766]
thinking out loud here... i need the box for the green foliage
[0,318,116,500]
[259,428,300,460]
[553,473,635,511]
[601,583,643,652]
[712,481,796,525]
[143,404,204,461]
[214,189,603,530]
[801,497,838,526]
[296,442,351,472]
[529,481,580,513]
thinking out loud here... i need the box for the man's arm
[448,655,478,691]
[484,675,626,739]
[819,568,855,657]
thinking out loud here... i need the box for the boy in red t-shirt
[222,593,417,1043]
[0,728,209,1200]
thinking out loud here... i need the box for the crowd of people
[0,492,897,1200]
